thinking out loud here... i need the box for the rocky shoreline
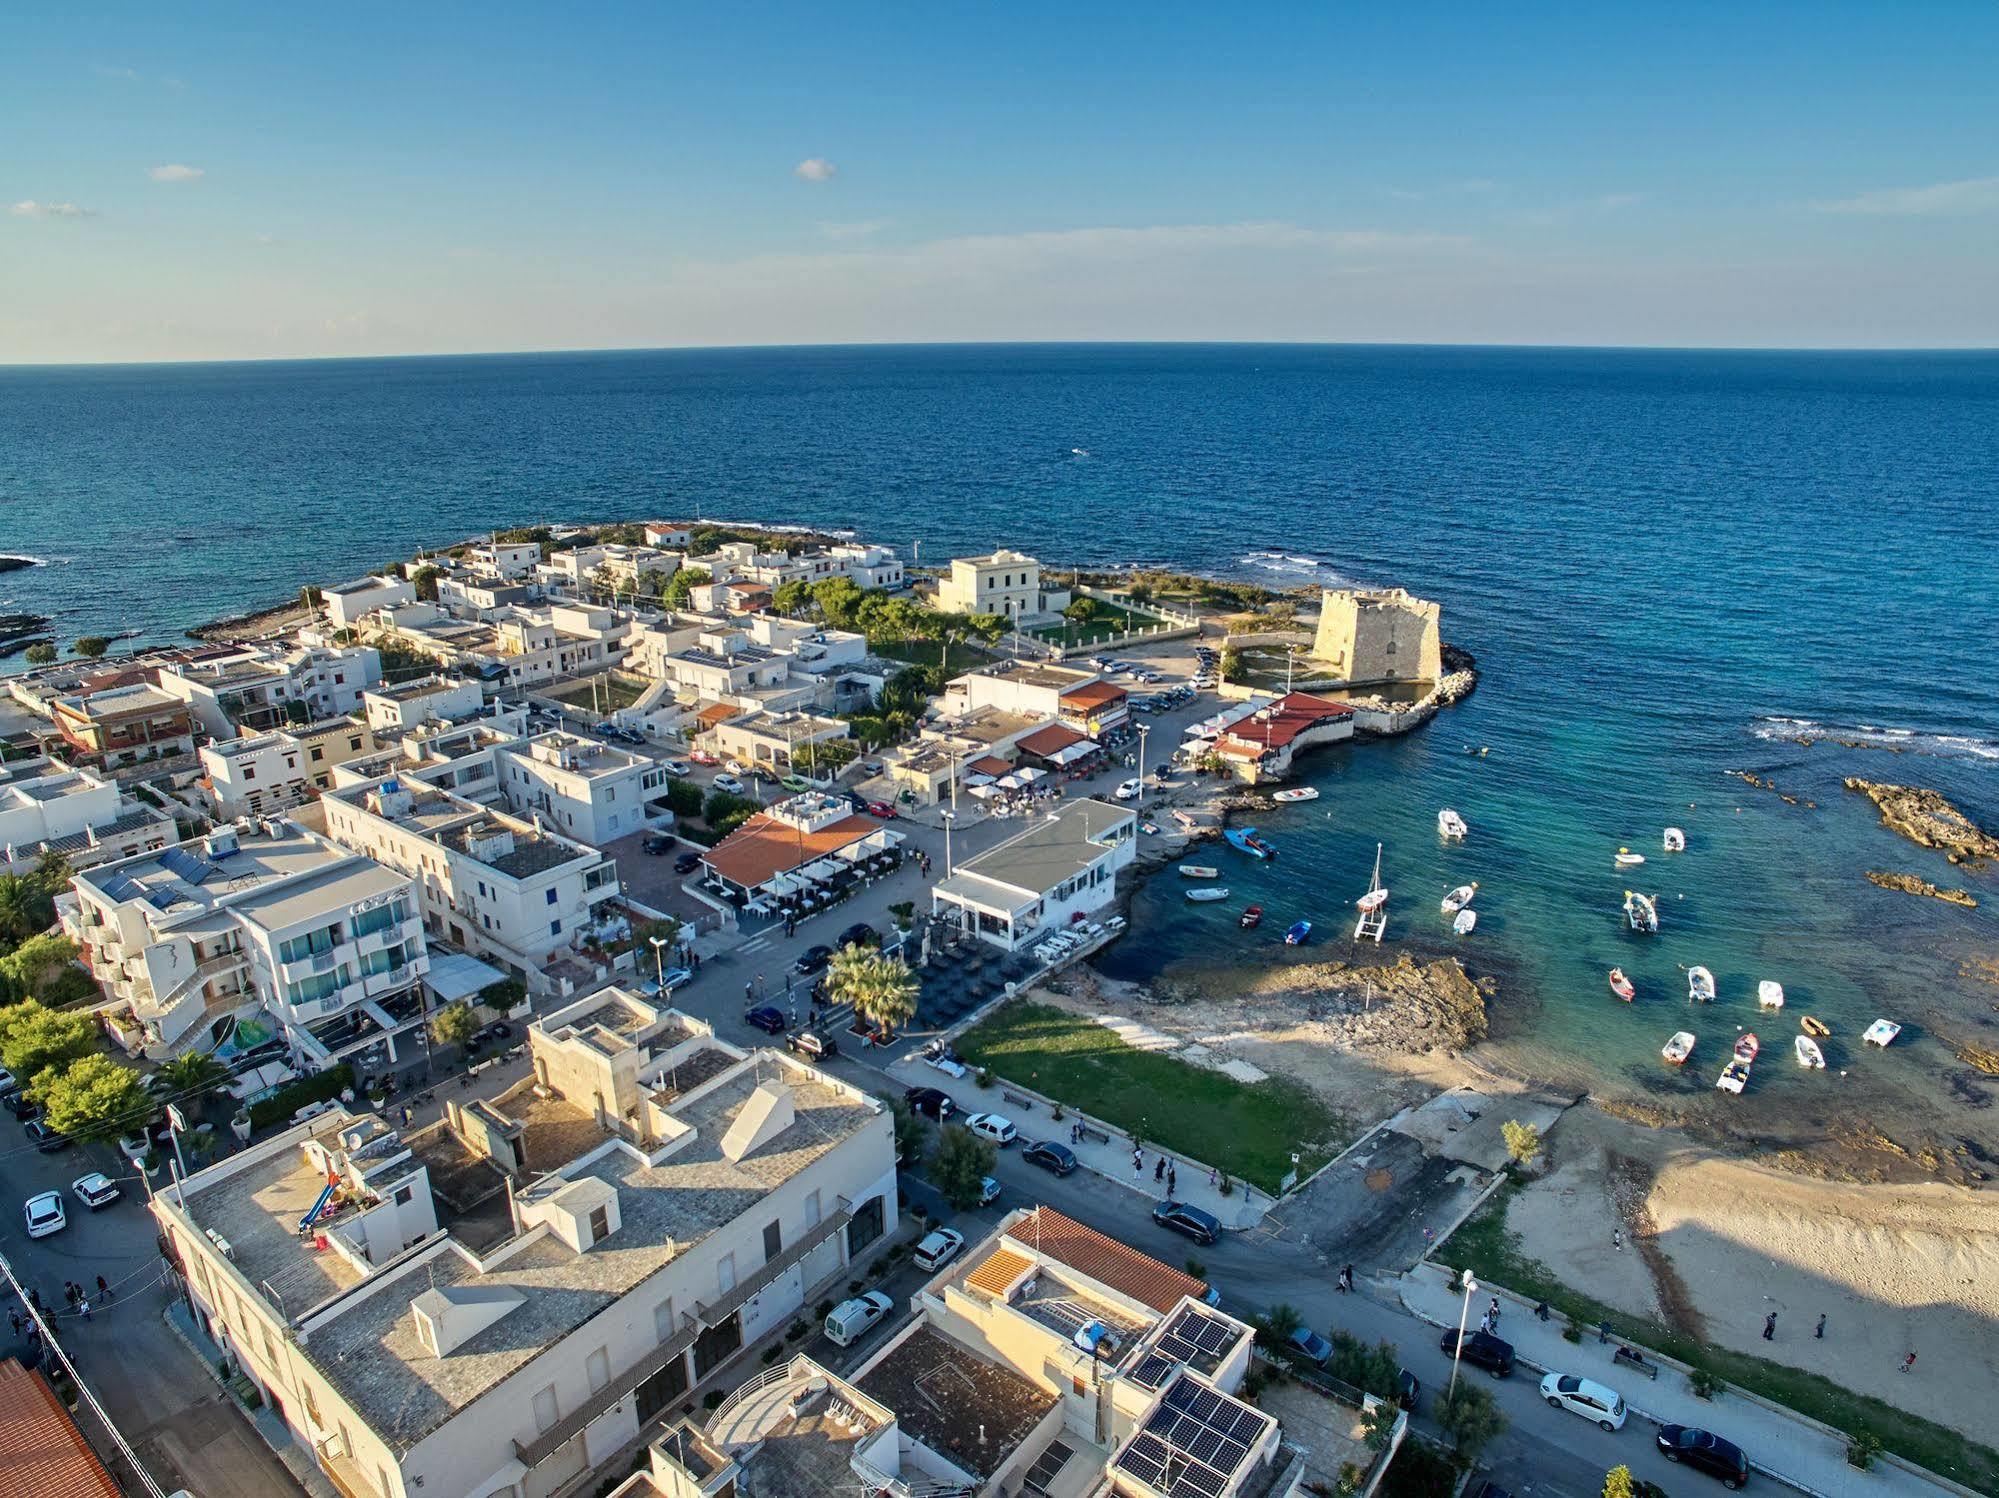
[1865,870,1978,908]
[1845,779,1999,865]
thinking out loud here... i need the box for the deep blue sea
[3,345,1996,1159]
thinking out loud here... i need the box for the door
[634,1354,689,1424]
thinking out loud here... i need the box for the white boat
[1758,980,1785,1010]
[1453,909,1477,935]
[1662,1031,1695,1065]
[1354,843,1388,942]
[1178,865,1220,880]
[1688,966,1716,1003]
[1272,786,1319,803]
[1624,891,1659,933]
[1663,827,1686,852]
[1185,887,1231,903]
[1716,1060,1751,1095]
[1356,889,1388,913]
[1863,1018,1902,1048]
[1795,1035,1826,1069]
[1438,809,1468,840]
[1441,882,1478,914]
[1615,847,1646,867]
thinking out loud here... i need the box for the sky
[3,2,1997,362]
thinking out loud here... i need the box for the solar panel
[1127,1352,1176,1390]
[98,872,143,904]
[143,887,177,911]
[1225,1405,1267,1443]
[160,847,222,884]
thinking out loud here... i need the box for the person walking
[1815,1313,1826,1340]
[95,1275,109,1303]
[744,980,755,1006]
[1209,1167,1219,1189]
[1763,1312,1777,1341]
[1902,1352,1918,1374]
[1153,1158,1165,1183]
[400,1105,413,1128]
[1611,1228,1622,1251]
[78,1298,91,1322]
[62,1283,77,1308]
[1487,1296,1501,1330]
[1167,1165,1177,1196]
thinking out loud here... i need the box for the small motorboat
[1662,1030,1696,1065]
[1438,808,1469,840]
[1800,1015,1830,1038]
[1283,919,1312,945]
[1758,980,1785,1010]
[1795,1035,1826,1070]
[1608,968,1636,1003]
[1140,821,1160,835]
[1271,786,1319,803]
[1179,865,1220,880]
[1716,1060,1752,1095]
[1863,1018,1901,1048]
[1441,882,1478,914]
[1615,847,1646,866]
[1663,827,1686,852]
[1734,1033,1761,1065]
[1688,966,1716,1003]
[1185,887,1231,903]
[1239,905,1264,929]
[1225,827,1276,859]
[1452,909,1476,935]
[1624,891,1659,934]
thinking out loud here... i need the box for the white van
[824,1290,894,1347]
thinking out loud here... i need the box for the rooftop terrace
[853,1324,1057,1481]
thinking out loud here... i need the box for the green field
[1031,600,1165,648]
[954,1000,1349,1193]
[871,636,993,671]
[1445,1181,1999,1493]
[545,672,649,712]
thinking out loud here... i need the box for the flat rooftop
[943,799,1133,899]
[75,822,347,919]
[229,856,409,934]
[853,1325,1056,1480]
[185,1129,371,1313]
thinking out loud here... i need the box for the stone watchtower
[1311,587,1441,687]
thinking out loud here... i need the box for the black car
[7,1094,41,1122]
[903,1087,954,1121]
[24,1121,70,1153]
[1395,1368,1422,1412]
[1439,1328,1516,1378]
[1151,1200,1222,1245]
[1021,1140,1077,1175]
[746,1006,788,1035]
[674,852,703,874]
[1657,1425,1750,1488]
[794,944,835,976]
[785,1030,839,1060]
[837,922,880,951]
[641,834,672,855]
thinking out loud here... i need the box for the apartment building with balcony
[158,642,382,738]
[152,988,897,1498]
[50,682,198,767]
[59,819,427,1065]
[320,773,622,988]
[199,721,383,819]
[325,574,418,630]
[495,733,669,846]
[464,540,545,579]
[0,758,181,874]
[364,676,488,733]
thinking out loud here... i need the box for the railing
[709,1354,812,1429]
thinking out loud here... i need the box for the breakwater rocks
[1865,871,1977,908]
[0,612,53,659]
[1845,779,1999,865]
[1160,949,1491,1055]
[0,556,40,575]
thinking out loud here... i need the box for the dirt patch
[1364,1167,1393,1192]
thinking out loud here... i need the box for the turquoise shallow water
[3,344,1995,1159]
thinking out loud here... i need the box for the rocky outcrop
[1845,780,1999,866]
[1866,871,1977,908]
[1160,950,1489,1055]
[0,556,39,575]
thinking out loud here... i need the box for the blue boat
[1284,920,1312,945]
[1225,827,1277,859]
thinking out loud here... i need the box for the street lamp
[649,934,670,996]
[1447,1267,1478,1401]
[1136,723,1151,813]
[942,808,956,879]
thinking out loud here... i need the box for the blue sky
[5,2,1996,360]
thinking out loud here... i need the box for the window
[717,1253,736,1294]
[846,1196,885,1255]
[550,920,562,937]
[762,1220,782,1262]
[586,1346,610,1393]
[654,1298,677,1344]
[531,1384,559,1433]
[588,1206,610,1244]
[803,1190,821,1228]
[394,1185,414,1205]
[310,746,325,762]
[348,736,362,751]
[243,767,256,781]
[545,888,558,905]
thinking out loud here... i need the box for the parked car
[745,1007,788,1035]
[865,800,898,819]
[0,1068,15,1095]
[837,922,880,950]
[824,1290,894,1347]
[688,749,721,766]
[903,1087,954,1121]
[1540,1373,1628,1431]
[6,1093,40,1121]
[1395,1369,1422,1412]
[1114,778,1144,800]
[780,774,812,793]
[674,851,704,874]
[711,773,744,795]
[1022,1140,1077,1175]
[71,1173,120,1211]
[652,968,693,993]
[912,1228,967,1271]
[23,1191,65,1239]
[1656,1426,1750,1488]
[724,758,752,774]
[977,1175,1002,1206]
[1441,1328,1517,1378]
[785,1030,838,1060]
[1151,1200,1222,1245]
[750,768,780,786]
[25,1121,70,1153]
[794,944,835,976]
[661,759,691,776]
[641,834,672,855]
[1285,1325,1334,1367]
[963,1112,1018,1146]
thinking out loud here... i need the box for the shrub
[975,1067,993,1088]
[1689,1367,1719,1400]
[816,1299,835,1319]
[1501,1119,1543,1166]
[1184,1256,1207,1279]
[847,1279,864,1294]
[1847,1432,1882,1470]
[1562,1321,1583,1343]
[760,1344,782,1366]
[247,1064,354,1130]
[702,1390,725,1411]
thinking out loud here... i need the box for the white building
[931,798,1137,949]
[200,721,384,818]
[0,759,180,874]
[364,676,488,732]
[152,989,898,1498]
[58,819,428,1066]
[935,549,1070,621]
[325,574,418,630]
[463,540,544,579]
[159,642,382,738]
[495,733,669,846]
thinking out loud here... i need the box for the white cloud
[1597,193,1643,210]
[818,219,888,241]
[10,200,94,219]
[148,163,205,183]
[793,158,837,183]
[1816,175,1999,216]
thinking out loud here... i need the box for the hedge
[247,1064,354,1130]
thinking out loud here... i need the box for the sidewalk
[1398,1263,1970,1498]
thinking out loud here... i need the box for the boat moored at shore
[1663,826,1687,852]
[1688,965,1717,1003]
[1441,882,1478,914]
[1185,886,1230,903]
[1608,968,1636,1002]
[1239,905,1263,928]
[1452,908,1476,935]
[1438,808,1468,840]
[1178,864,1219,879]
[1624,891,1659,933]
[1615,847,1646,866]
[1758,980,1785,1010]
[1271,786,1319,803]
[1795,1035,1826,1069]
[1662,1030,1695,1065]
[1864,1018,1902,1047]
[1225,827,1277,859]
[1284,919,1312,945]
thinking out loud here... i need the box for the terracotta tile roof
[700,811,878,891]
[1014,723,1088,758]
[964,1246,1035,1298]
[0,1358,119,1498]
[1221,691,1352,751]
[695,702,740,729]
[1007,1207,1210,1313]
[1059,681,1127,710]
[966,755,1014,777]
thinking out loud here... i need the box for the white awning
[963,771,996,787]
[422,952,509,1004]
[1013,764,1049,781]
[803,858,846,881]
[995,773,1025,789]
[966,782,998,799]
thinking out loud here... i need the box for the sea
[3,344,1997,1168]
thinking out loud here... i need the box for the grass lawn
[1445,1181,1999,1493]
[871,635,996,672]
[954,1000,1348,1193]
[545,671,649,712]
[1031,600,1164,648]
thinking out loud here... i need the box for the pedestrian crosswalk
[737,934,776,956]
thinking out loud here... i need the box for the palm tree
[824,948,919,1039]
[155,1051,228,1106]
[0,875,47,944]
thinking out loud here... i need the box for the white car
[1539,1372,1628,1431]
[978,1175,1002,1206]
[662,759,691,776]
[912,1227,966,1271]
[724,758,752,775]
[711,773,745,795]
[964,1112,1018,1146]
[1114,778,1144,801]
[23,1191,66,1239]
[824,1289,895,1347]
[72,1173,121,1210]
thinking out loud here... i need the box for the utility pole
[1447,1267,1478,1401]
